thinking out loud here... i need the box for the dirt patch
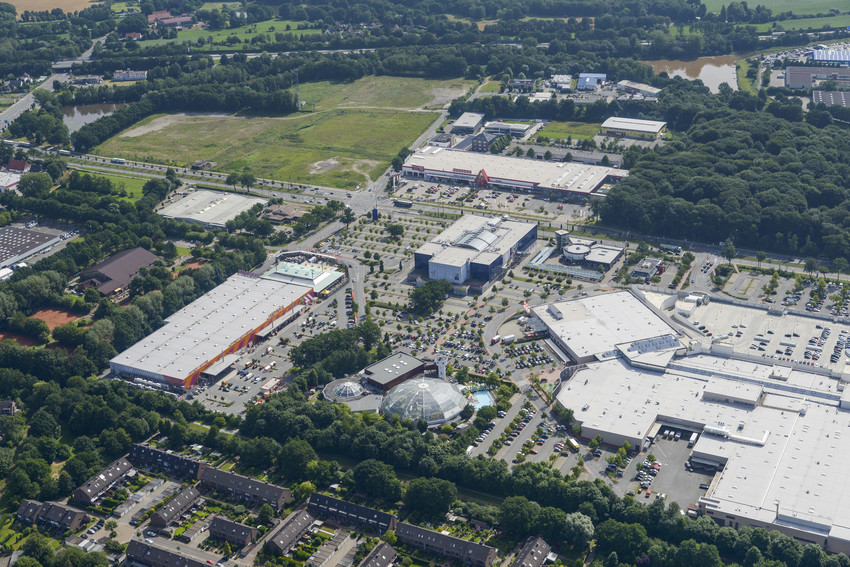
[350,159,381,181]
[310,158,340,174]
[181,260,208,270]
[32,308,81,330]
[428,87,470,108]
[122,113,232,138]
[0,332,39,347]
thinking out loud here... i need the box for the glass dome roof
[381,377,469,425]
[333,381,364,399]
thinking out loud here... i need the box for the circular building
[332,381,364,399]
[563,244,591,262]
[381,377,469,426]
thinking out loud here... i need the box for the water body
[62,103,126,132]
[645,54,743,93]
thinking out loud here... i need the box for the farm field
[536,121,601,140]
[137,20,319,47]
[703,0,839,14]
[755,13,850,30]
[298,76,475,111]
[7,0,96,11]
[94,109,438,189]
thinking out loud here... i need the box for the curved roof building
[381,378,469,425]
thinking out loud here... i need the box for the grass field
[138,20,319,48]
[7,0,97,11]
[702,0,838,14]
[755,13,850,30]
[298,76,475,111]
[478,80,503,93]
[736,60,757,94]
[95,109,438,189]
[70,168,148,199]
[536,121,601,140]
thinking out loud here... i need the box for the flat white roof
[158,190,267,228]
[585,245,623,265]
[532,290,678,360]
[262,261,343,294]
[616,80,662,95]
[601,117,667,133]
[110,274,310,386]
[404,147,617,195]
[454,112,485,128]
[0,172,20,188]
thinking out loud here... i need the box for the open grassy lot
[7,0,97,11]
[536,121,600,140]
[70,168,148,199]
[478,80,503,93]
[703,0,837,13]
[299,76,475,111]
[755,13,850,30]
[138,19,318,48]
[95,109,438,189]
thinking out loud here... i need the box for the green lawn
[95,109,439,189]
[703,0,838,14]
[70,168,148,199]
[736,60,757,95]
[478,81,503,93]
[536,121,600,141]
[298,76,475,111]
[137,20,319,48]
[756,13,850,30]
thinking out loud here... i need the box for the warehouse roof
[813,90,850,108]
[812,49,850,62]
[0,226,60,267]
[453,112,485,129]
[158,190,267,228]
[533,291,678,360]
[81,247,160,294]
[616,80,661,95]
[405,147,616,195]
[363,352,425,386]
[110,274,310,387]
[261,261,344,294]
[601,117,666,133]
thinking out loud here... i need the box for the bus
[111,158,126,164]
[659,243,682,255]
[393,199,413,208]
[567,438,580,452]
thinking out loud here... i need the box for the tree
[756,250,767,268]
[722,238,737,265]
[526,148,535,158]
[240,172,256,192]
[222,541,232,557]
[28,410,60,438]
[595,519,649,564]
[258,503,274,525]
[18,173,53,199]
[279,438,316,480]
[804,257,819,276]
[588,434,603,450]
[226,173,239,189]
[409,279,452,315]
[353,459,402,501]
[385,223,404,240]
[341,208,355,225]
[835,257,848,281]
[382,530,397,545]
[404,477,457,518]
[498,496,540,537]
[563,511,595,549]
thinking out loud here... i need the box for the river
[62,103,126,132]
[645,54,744,93]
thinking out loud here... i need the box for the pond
[62,103,126,132]
[645,54,745,93]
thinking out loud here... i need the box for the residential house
[129,443,208,479]
[149,486,200,528]
[124,32,143,40]
[73,458,134,507]
[307,493,397,534]
[469,133,499,153]
[357,542,397,567]
[512,538,550,567]
[126,539,212,567]
[0,400,18,415]
[208,515,258,547]
[306,531,351,567]
[17,500,88,532]
[199,468,291,509]
[6,160,30,173]
[261,203,306,224]
[265,510,315,555]
[157,16,193,27]
[395,522,498,567]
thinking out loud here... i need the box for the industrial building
[110,274,311,390]
[812,90,850,108]
[560,235,624,271]
[0,226,61,268]
[262,259,345,296]
[158,190,267,228]
[0,172,20,192]
[600,117,667,140]
[542,288,850,555]
[616,80,661,97]
[414,214,536,289]
[483,121,533,138]
[80,247,160,295]
[550,74,572,91]
[362,352,426,392]
[452,112,485,135]
[113,70,147,81]
[577,73,606,91]
[811,49,850,64]
[785,66,850,89]
[402,147,620,200]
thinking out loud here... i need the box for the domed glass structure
[381,378,469,425]
[333,381,364,399]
